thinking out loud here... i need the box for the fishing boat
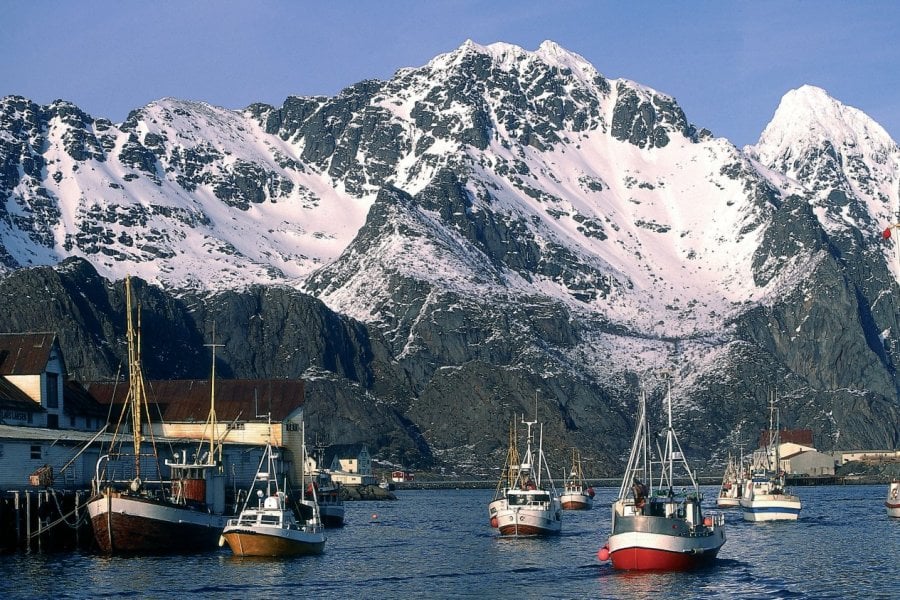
[886,481,900,518]
[86,276,228,553]
[221,419,325,557]
[559,448,594,510]
[311,440,345,527]
[739,396,802,521]
[599,383,725,571]
[716,451,744,508]
[492,414,562,536]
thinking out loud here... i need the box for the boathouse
[84,378,308,486]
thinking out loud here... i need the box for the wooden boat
[739,396,801,521]
[86,276,227,553]
[559,448,594,510]
[492,412,562,536]
[716,450,744,508]
[221,420,325,557]
[600,383,725,571]
[885,481,900,518]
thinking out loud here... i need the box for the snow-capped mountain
[2,41,899,470]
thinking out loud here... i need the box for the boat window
[260,515,280,525]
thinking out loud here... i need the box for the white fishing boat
[559,448,594,510]
[886,481,900,518]
[716,450,744,508]
[599,383,725,571]
[86,276,228,554]
[221,419,325,557]
[492,414,562,536]
[739,396,801,522]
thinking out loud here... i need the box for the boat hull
[716,496,740,508]
[740,495,802,521]
[221,528,325,557]
[560,493,593,510]
[87,490,226,554]
[887,482,900,518]
[495,506,561,536]
[608,527,725,571]
[319,504,345,527]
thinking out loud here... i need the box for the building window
[226,422,245,430]
[286,423,299,432]
[31,445,42,459]
[46,373,59,409]
[47,414,59,429]
[70,416,77,428]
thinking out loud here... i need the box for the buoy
[490,516,498,528]
[371,513,378,520]
[883,227,893,239]
[597,545,610,561]
[703,516,713,527]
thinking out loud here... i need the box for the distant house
[782,449,835,476]
[329,445,377,485]
[830,449,900,464]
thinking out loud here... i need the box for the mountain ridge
[1,40,899,471]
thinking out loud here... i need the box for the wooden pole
[25,491,31,553]
[75,491,80,547]
[37,491,43,552]
[14,492,21,548]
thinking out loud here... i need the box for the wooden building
[0,333,67,429]
[84,378,308,486]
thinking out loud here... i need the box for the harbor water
[2,484,897,599]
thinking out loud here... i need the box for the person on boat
[632,479,648,513]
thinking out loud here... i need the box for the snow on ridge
[753,85,897,162]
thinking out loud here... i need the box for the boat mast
[125,276,143,479]
[204,327,223,465]
[666,378,674,493]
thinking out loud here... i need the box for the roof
[64,379,110,418]
[0,376,44,413]
[0,332,59,376]
[759,428,813,447]
[84,378,305,423]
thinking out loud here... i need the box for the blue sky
[2,0,897,147]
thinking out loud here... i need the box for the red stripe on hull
[561,501,591,510]
[610,545,720,571]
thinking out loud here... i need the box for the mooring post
[37,491,43,553]
[25,490,31,553]
[14,492,21,547]
[75,491,80,546]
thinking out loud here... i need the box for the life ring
[891,488,899,499]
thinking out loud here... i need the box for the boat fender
[597,544,610,561]
[703,516,713,527]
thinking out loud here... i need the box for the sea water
[1,485,897,599]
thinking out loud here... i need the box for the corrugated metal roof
[0,376,43,412]
[0,332,58,375]
[85,378,304,423]
[64,379,110,418]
